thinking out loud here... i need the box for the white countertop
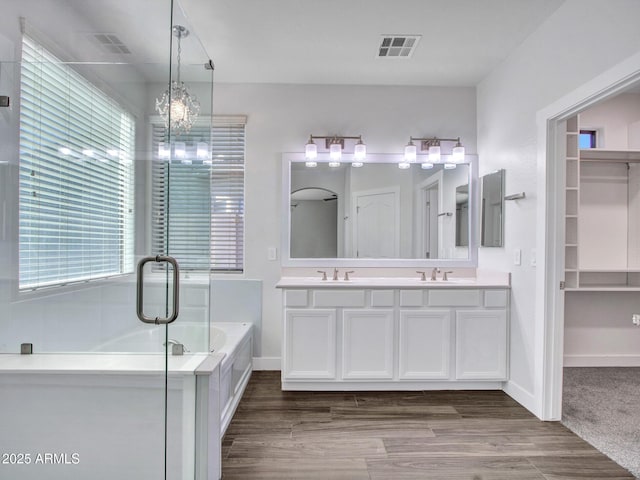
[276,274,510,289]
[0,352,225,375]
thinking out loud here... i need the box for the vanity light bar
[304,134,366,167]
[401,136,465,169]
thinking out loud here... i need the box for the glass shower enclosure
[0,1,214,478]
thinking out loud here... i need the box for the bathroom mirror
[480,169,505,247]
[282,153,478,267]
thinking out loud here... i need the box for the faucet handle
[317,270,327,281]
[416,271,426,281]
[332,268,339,281]
[344,271,355,281]
[443,271,454,281]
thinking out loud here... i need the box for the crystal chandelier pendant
[155,25,200,135]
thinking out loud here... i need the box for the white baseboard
[563,354,640,367]
[252,357,281,370]
[502,380,539,418]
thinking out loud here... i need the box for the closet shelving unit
[564,115,640,291]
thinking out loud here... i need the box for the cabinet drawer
[284,289,308,307]
[428,289,480,307]
[313,290,365,307]
[484,290,508,307]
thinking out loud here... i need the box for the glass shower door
[0,1,213,479]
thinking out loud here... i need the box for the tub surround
[277,269,510,391]
[0,352,224,480]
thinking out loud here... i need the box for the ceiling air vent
[377,35,421,59]
[92,34,131,55]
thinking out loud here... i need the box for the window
[151,117,246,272]
[579,129,597,149]
[19,35,135,290]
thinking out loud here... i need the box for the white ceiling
[8,0,566,87]
[181,0,566,86]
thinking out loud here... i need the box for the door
[353,189,400,258]
[0,3,213,479]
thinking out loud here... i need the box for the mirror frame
[281,152,479,268]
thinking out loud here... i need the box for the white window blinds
[151,117,245,272]
[19,35,135,290]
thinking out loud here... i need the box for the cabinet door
[455,310,507,380]
[399,310,451,380]
[342,309,394,379]
[284,309,336,379]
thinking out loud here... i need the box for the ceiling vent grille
[92,34,131,55]
[377,35,421,58]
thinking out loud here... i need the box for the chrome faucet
[416,271,426,281]
[317,270,327,281]
[430,268,440,281]
[163,339,186,356]
[332,268,339,281]
[443,271,453,281]
[344,270,354,281]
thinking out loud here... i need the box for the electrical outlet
[514,248,521,266]
[632,314,640,326]
[530,249,537,267]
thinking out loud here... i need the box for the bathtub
[93,321,253,434]
[0,322,252,480]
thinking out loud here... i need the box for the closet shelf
[580,149,640,162]
[565,287,640,292]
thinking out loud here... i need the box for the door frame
[414,171,443,259]
[351,186,401,258]
[538,52,640,420]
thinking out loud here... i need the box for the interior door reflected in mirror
[288,159,474,261]
[480,169,504,247]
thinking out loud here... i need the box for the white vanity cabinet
[278,281,510,391]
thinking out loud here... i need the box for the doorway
[540,54,640,421]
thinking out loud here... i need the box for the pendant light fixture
[156,25,200,135]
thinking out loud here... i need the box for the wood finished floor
[221,371,634,479]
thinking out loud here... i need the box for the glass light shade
[328,161,341,168]
[58,147,71,156]
[421,162,434,169]
[305,141,317,160]
[452,143,465,162]
[196,142,209,160]
[351,161,364,168]
[329,143,342,161]
[398,161,411,169]
[174,141,186,159]
[444,163,456,169]
[155,81,200,134]
[428,144,441,162]
[354,142,366,161]
[305,161,318,168]
[404,143,417,162]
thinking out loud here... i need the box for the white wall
[477,0,640,416]
[210,83,477,362]
[579,93,640,149]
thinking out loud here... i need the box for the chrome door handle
[136,255,180,324]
